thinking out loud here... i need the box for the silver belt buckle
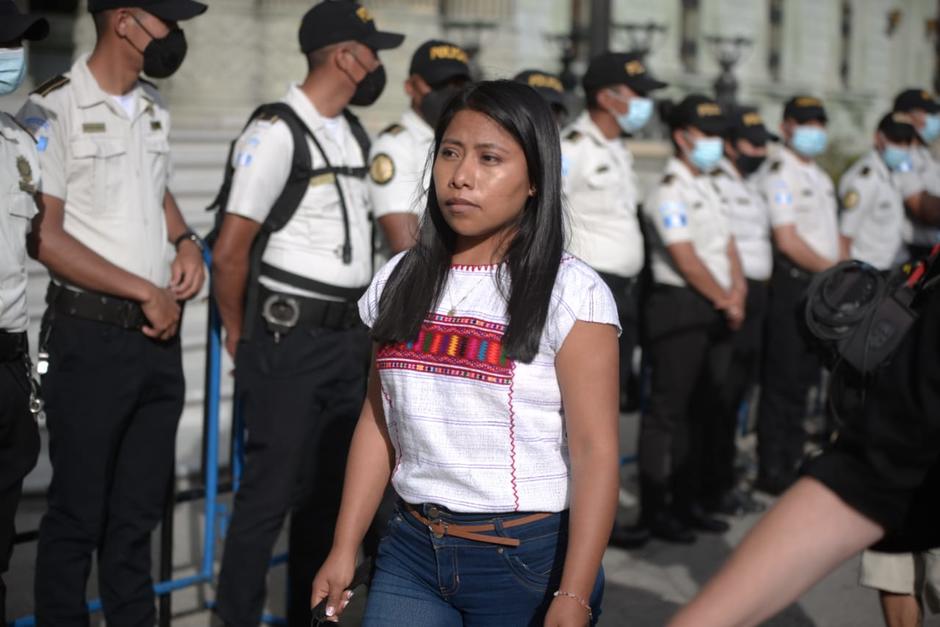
[261,294,300,342]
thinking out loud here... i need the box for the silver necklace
[445,274,487,316]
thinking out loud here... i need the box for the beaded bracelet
[553,590,593,620]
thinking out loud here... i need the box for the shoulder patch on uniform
[369,153,395,185]
[661,173,675,185]
[380,123,405,136]
[860,165,871,177]
[564,129,582,143]
[769,160,782,173]
[31,74,70,97]
[842,189,860,210]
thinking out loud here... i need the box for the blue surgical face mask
[0,47,27,97]
[881,144,913,172]
[920,114,940,143]
[613,94,654,133]
[687,135,724,173]
[791,125,828,157]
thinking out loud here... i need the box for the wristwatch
[173,230,205,252]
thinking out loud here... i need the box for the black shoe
[609,523,651,549]
[678,505,730,534]
[646,512,696,544]
[711,489,766,516]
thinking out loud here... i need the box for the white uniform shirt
[758,145,840,263]
[367,108,433,219]
[561,111,644,278]
[643,157,733,290]
[900,145,940,248]
[712,158,772,281]
[17,54,174,289]
[838,150,905,270]
[0,113,41,332]
[359,252,620,513]
[224,85,373,298]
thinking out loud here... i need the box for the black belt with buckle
[0,331,27,362]
[259,285,362,337]
[46,282,148,330]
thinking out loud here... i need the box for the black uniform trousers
[0,338,40,622]
[756,262,819,486]
[597,271,639,406]
[216,313,370,627]
[638,285,733,519]
[706,279,769,502]
[34,315,184,627]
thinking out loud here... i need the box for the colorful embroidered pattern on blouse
[377,313,513,385]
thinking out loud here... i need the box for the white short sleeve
[18,97,66,200]
[368,133,428,219]
[358,251,407,328]
[761,166,797,227]
[838,170,876,238]
[546,257,621,353]
[224,118,293,223]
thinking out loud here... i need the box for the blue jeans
[363,502,604,626]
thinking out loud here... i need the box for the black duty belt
[774,255,813,282]
[258,284,362,337]
[46,282,148,330]
[0,331,27,362]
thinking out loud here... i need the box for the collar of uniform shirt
[72,53,153,112]
[285,83,332,135]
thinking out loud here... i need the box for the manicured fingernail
[341,600,349,609]
[346,590,355,599]
[325,606,335,617]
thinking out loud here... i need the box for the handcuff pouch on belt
[261,293,300,342]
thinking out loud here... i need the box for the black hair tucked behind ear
[370,80,565,363]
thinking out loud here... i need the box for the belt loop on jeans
[405,503,552,548]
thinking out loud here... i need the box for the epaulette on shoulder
[564,129,583,143]
[8,115,36,142]
[860,165,871,177]
[380,123,405,136]
[138,77,159,90]
[31,74,70,98]
[769,160,782,173]
[255,111,280,123]
[661,173,676,185]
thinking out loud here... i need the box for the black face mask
[736,153,766,176]
[418,85,461,128]
[350,64,386,107]
[131,17,187,79]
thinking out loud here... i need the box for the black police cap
[299,1,404,54]
[893,88,940,114]
[87,0,207,21]
[409,40,470,86]
[667,94,726,136]
[0,0,49,43]
[514,69,568,115]
[726,106,778,145]
[783,95,828,123]
[582,51,667,96]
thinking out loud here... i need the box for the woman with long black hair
[310,80,621,626]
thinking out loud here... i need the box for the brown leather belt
[406,504,552,548]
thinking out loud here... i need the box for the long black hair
[370,79,565,363]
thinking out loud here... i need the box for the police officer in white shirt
[709,107,774,516]
[17,0,206,622]
[0,4,47,621]
[561,51,666,413]
[513,69,569,126]
[892,89,940,260]
[838,112,919,270]
[210,3,403,625]
[754,95,840,496]
[368,39,469,259]
[638,95,746,543]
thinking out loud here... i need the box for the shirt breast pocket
[3,188,35,272]
[69,137,127,214]
[145,135,170,196]
[585,166,617,191]
[300,176,342,221]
